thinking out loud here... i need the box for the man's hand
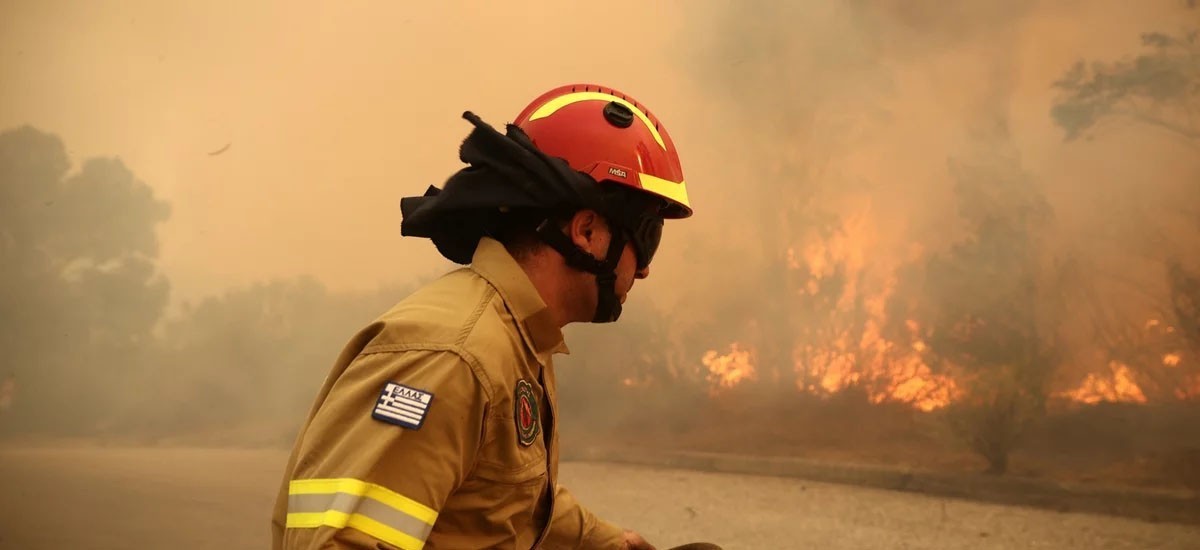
[620,530,657,550]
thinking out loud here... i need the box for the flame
[773,212,957,411]
[702,343,757,394]
[889,377,956,412]
[691,209,1193,410]
[862,314,956,410]
[1058,361,1148,404]
[704,322,958,410]
[866,352,959,411]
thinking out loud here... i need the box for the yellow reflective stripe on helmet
[639,173,690,209]
[527,91,667,150]
[286,478,437,549]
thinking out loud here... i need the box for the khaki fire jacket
[271,237,625,549]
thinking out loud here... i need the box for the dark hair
[487,182,666,261]
[488,208,561,261]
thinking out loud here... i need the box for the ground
[0,446,1196,550]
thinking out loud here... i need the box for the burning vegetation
[2,0,1198,500]
[560,0,1200,483]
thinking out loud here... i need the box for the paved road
[0,446,1195,549]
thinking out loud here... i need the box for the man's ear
[567,209,601,250]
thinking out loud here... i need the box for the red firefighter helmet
[512,83,692,219]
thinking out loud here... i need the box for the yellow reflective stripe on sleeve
[638,173,690,209]
[527,91,667,150]
[286,478,438,549]
[286,510,426,550]
[288,478,438,524]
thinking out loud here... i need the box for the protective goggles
[606,201,664,270]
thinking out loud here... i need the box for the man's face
[568,210,653,312]
[613,238,649,304]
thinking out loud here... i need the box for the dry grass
[561,385,1200,495]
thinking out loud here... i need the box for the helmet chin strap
[535,220,628,323]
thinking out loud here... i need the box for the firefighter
[271,84,694,549]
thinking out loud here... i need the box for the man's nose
[635,265,650,280]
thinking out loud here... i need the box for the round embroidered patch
[514,379,540,447]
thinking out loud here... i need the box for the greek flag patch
[372,382,433,430]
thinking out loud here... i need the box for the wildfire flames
[693,206,1195,411]
[702,343,757,395]
[700,343,1193,409]
[1056,362,1147,405]
[701,339,957,410]
[698,211,962,410]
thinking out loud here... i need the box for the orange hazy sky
[2,0,1194,311]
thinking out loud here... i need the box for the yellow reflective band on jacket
[286,478,438,550]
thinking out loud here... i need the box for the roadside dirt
[1,445,1197,549]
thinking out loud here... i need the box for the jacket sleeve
[543,484,626,549]
[278,348,489,550]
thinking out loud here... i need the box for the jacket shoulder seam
[359,343,496,404]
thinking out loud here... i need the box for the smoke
[3,0,1198,481]
[657,0,1200,397]
[544,0,1200,481]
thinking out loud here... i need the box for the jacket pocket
[473,400,550,481]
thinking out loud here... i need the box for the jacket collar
[470,237,569,364]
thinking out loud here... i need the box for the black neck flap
[400,111,628,323]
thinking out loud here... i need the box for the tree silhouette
[0,126,170,435]
[886,118,1061,474]
[1050,5,1200,398]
